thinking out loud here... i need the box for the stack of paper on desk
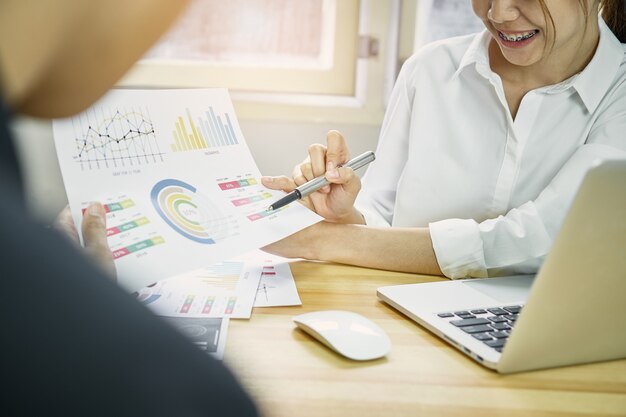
[53,88,321,292]
[134,251,302,359]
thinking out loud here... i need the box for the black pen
[267,151,375,211]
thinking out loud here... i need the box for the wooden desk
[225,261,626,417]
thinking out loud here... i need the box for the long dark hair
[537,0,626,44]
[601,0,626,42]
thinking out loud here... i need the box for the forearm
[332,207,366,225]
[306,222,442,276]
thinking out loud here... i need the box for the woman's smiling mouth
[498,30,540,42]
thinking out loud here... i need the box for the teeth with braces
[499,30,538,42]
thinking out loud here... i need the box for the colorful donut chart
[150,179,216,244]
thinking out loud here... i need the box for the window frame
[118,0,401,125]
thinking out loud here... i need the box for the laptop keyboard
[436,305,523,353]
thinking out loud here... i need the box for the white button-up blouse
[356,18,626,279]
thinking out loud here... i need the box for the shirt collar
[453,30,491,81]
[572,17,625,113]
[452,17,625,113]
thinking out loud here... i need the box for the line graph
[71,106,165,170]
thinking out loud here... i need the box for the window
[119,0,401,125]
[122,0,359,97]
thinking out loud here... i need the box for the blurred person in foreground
[0,1,259,416]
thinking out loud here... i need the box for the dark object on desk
[162,316,224,355]
[0,102,258,416]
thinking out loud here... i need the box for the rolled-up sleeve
[360,26,625,279]
[430,51,626,279]
[430,143,626,279]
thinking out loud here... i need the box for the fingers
[265,130,350,196]
[295,157,313,186]
[336,166,362,196]
[307,143,327,178]
[82,202,116,279]
[323,131,356,187]
[302,133,349,179]
[325,165,361,192]
[261,175,298,192]
[53,205,80,244]
[295,133,350,193]
[325,130,350,172]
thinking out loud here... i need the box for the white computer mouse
[293,310,391,361]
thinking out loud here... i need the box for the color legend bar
[224,296,237,315]
[231,192,273,207]
[261,266,276,276]
[180,295,195,314]
[112,236,165,259]
[218,178,258,190]
[202,297,215,314]
[247,206,285,221]
[106,216,150,237]
[82,198,135,215]
[104,199,135,213]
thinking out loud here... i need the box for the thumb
[82,202,116,278]
[261,175,298,192]
[325,130,350,170]
[82,202,107,244]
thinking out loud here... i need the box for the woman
[262,0,626,278]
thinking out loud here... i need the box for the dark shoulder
[0,190,258,417]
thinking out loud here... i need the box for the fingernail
[327,169,339,179]
[87,203,104,217]
[326,161,335,171]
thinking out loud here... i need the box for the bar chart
[171,107,239,152]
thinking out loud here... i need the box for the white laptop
[377,160,626,373]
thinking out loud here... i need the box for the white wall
[11,116,380,223]
[242,119,380,176]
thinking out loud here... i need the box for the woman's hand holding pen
[261,130,366,224]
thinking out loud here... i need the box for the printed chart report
[53,88,322,292]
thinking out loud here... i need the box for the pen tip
[266,206,273,212]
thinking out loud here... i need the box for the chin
[18,96,97,119]
[500,49,543,67]
[17,83,111,119]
